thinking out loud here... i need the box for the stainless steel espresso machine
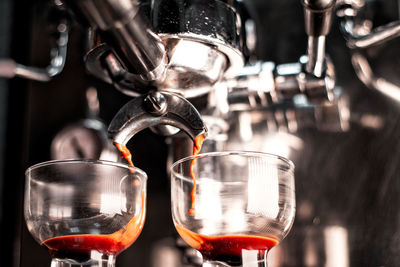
[1,0,400,266]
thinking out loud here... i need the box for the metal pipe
[337,0,400,49]
[0,17,69,81]
[302,0,336,36]
[341,19,400,49]
[66,0,167,82]
[301,0,336,77]
[306,36,326,77]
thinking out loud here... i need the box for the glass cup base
[50,254,116,267]
[202,249,269,267]
[202,259,268,267]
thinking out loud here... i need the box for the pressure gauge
[51,119,119,161]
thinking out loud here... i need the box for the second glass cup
[171,151,296,267]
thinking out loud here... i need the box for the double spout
[108,91,207,146]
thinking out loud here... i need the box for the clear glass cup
[24,159,147,267]
[171,151,295,267]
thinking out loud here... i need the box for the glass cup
[171,151,295,267]
[24,159,147,267]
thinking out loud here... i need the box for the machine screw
[143,92,167,115]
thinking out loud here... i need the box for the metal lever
[108,91,207,146]
[0,3,69,81]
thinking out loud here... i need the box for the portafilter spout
[108,91,207,146]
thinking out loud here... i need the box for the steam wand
[301,0,336,78]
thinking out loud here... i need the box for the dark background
[1,0,400,266]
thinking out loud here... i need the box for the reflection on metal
[151,238,182,267]
[324,226,349,267]
[351,52,400,102]
[228,115,304,159]
[247,156,279,218]
[259,132,304,160]
[267,223,350,267]
[303,228,318,267]
[357,114,384,129]
[39,182,75,218]
[267,245,283,267]
[86,87,100,117]
[218,108,305,160]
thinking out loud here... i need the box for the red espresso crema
[176,225,278,265]
[42,194,146,259]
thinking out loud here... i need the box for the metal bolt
[143,92,167,115]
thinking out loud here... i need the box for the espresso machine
[1,0,400,266]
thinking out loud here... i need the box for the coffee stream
[114,143,134,167]
[115,134,205,215]
[189,134,205,215]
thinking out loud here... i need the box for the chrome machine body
[1,0,400,266]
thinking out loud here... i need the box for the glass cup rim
[25,159,147,180]
[171,150,295,175]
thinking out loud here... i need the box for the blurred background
[1,0,400,266]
